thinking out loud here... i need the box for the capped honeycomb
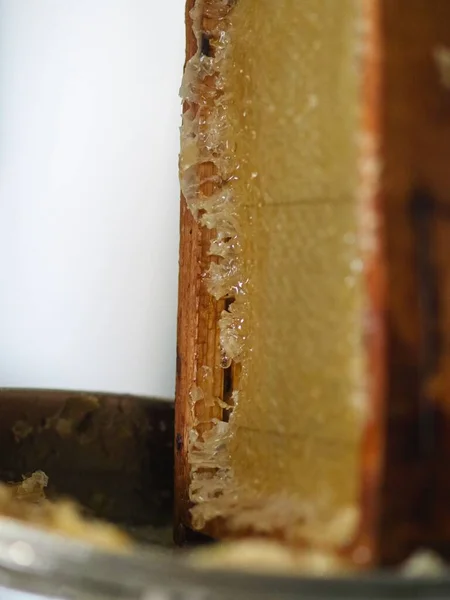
[180,0,373,554]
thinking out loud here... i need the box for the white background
[0,0,185,399]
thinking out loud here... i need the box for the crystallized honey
[1,472,131,551]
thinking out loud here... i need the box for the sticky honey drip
[180,0,247,532]
[180,0,369,550]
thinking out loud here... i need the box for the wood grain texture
[174,0,225,545]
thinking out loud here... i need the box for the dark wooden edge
[378,0,450,564]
